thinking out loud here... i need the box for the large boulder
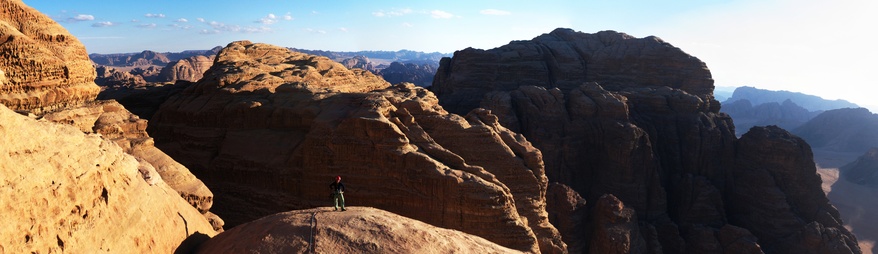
[432,28,859,253]
[0,0,101,114]
[0,104,216,253]
[196,207,522,254]
[149,41,565,253]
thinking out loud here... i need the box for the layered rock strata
[197,207,522,253]
[0,0,101,114]
[41,100,216,216]
[432,28,859,253]
[0,104,216,253]
[158,55,215,82]
[150,41,565,253]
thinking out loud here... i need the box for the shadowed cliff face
[433,28,859,254]
[149,41,566,253]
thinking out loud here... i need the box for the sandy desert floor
[814,149,877,254]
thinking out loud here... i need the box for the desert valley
[3,0,878,253]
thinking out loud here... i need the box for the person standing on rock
[330,175,346,211]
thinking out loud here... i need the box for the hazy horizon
[25,0,878,110]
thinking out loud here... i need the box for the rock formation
[724,86,859,112]
[794,107,878,153]
[339,55,376,71]
[0,0,222,240]
[196,207,522,253]
[379,61,437,87]
[149,41,565,253]
[41,100,216,218]
[546,182,587,253]
[0,0,101,114]
[722,99,819,136]
[432,28,859,253]
[97,80,194,120]
[0,104,216,253]
[840,148,878,187]
[95,65,148,87]
[158,55,215,82]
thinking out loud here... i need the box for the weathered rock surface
[197,207,523,254]
[794,108,878,153]
[0,104,216,253]
[546,182,587,253]
[339,55,376,71]
[733,126,859,253]
[150,41,565,253]
[432,28,859,253]
[0,0,101,114]
[841,148,878,187]
[95,65,148,87]
[41,100,216,217]
[158,55,215,82]
[379,61,437,87]
[97,80,194,120]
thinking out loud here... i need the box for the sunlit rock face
[0,0,100,115]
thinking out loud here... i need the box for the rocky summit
[149,40,566,253]
[433,28,859,253]
[0,0,101,115]
[196,207,522,253]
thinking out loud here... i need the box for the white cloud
[430,10,454,19]
[145,13,166,18]
[196,17,205,22]
[68,14,94,22]
[284,12,294,20]
[200,29,220,35]
[130,19,139,23]
[137,23,157,29]
[91,21,114,27]
[338,27,348,32]
[373,8,413,17]
[256,13,278,24]
[312,11,319,14]
[480,9,511,16]
[176,18,188,23]
[401,22,413,28]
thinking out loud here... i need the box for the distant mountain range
[288,48,450,66]
[89,47,223,67]
[721,86,861,136]
[724,86,858,112]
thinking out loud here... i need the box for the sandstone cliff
[432,28,859,253]
[0,0,222,236]
[42,100,216,218]
[197,207,522,253]
[379,61,437,87]
[149,41,565,253]
[0,104,216,253]
[158,55,215,82]
[0,0,101,114]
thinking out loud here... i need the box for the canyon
[0,0,869,253]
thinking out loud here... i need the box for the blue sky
[24,0,878,109]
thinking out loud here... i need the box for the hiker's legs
[333,194,339,210]
[339,193,346,210]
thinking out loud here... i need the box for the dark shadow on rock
[174,232,211,254]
